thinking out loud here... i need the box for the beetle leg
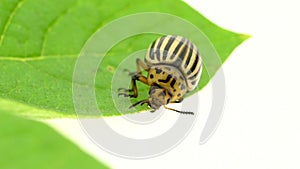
[129,99,149,109]
[129,73,148,98]
[119,59,150,98]
[118,88,133,92]
[118,73,149,98]
[122,69,136,76]
[132,73,148,85]
[136,58,149,73]
[118,78,137,98]
[118,93,135,97]
[123,59,149,75]
[130,76,138,98]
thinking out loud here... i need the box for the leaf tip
[239,33,252,41]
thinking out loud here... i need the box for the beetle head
[129,84,194,115]
[148,84,171,111]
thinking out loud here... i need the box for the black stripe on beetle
[163,37,176,60]
[149,40,157,60]
[190,52,199,73]
[171,38,186,59]
[177,41,189,67]
[170,78,176,88]
[184,42,194,68]
[155,36,167,61]
[158,74,172,83]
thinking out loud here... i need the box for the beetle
[118,35,202,115]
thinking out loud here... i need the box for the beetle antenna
[164,106,194,115]
[129,99,149,109]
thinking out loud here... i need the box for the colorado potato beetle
[118,35,202,115]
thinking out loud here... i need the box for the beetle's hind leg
[123,58,149,75]
[122,69,135,76]
[135,58,149,73]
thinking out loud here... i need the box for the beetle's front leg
[118,73,148,98]
[118,58,149,98]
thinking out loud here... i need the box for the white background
[46,0,300,168]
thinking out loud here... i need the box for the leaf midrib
[0,54,108,92]
[0,54,78,61]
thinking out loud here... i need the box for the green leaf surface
[0,0,249,118]
[0,109,109,169]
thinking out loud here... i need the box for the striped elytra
[118,35,202,115]
[145,35,202,91]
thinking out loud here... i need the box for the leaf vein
[22,60,100,89]
[40,1,79,56]
[0,53,107,61]
[0,0,25,46]
[0,54,77,61]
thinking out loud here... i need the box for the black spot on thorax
[155,68,162,74]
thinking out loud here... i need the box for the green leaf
[0,109,109,169]
[0,0,249,118]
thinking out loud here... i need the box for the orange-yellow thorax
[147,65,188,102]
